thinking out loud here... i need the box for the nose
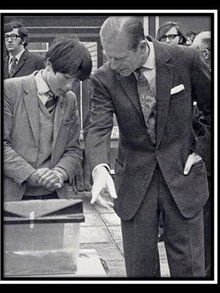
[165,37,170,43]
[6,37,13,42]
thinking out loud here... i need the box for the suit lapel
[23,76,40,143]
[118,73,143,116]
[117,41,175,147]
[11,50,27,77]
[153,40,174,147]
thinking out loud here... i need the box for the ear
[202,48,210,60]
[22,36,27,45]
[45,58,53,70]
[179,36,183,44]
[139,40,147,50]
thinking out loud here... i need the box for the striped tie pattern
[136,67,156,144]
[45,91,57,113]
[9,57,17,77]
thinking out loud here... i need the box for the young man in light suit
[4,36,92,201]
[85,16,211,278]
[4,21,45,79]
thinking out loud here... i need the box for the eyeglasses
[5,34,20,41]
[160,34,179,42]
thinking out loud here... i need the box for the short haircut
[100,16,145,51]
[46,36,92,81]
[4,21,29,47]
[156,21,187,45]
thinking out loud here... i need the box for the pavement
[70,189,170,279]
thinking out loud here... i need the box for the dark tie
[9,57,17,77]
[136,67,156,144]
[45,91,57,113]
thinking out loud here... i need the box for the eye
[64,75,71,79]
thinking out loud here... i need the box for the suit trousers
[204,176,213,278]
[121,166,205,279]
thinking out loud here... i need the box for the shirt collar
[34,70,51,95]
[142,39,155,70]
[9,48,25,63]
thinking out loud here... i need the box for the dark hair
[4,21,29,47]
[100,16,145,51]
[46,37,92,81]
[156,21,187,45]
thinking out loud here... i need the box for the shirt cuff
[92,163,111,177]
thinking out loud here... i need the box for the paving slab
[80,226,112,244]
[105,259,127,278]
[81,213,104,227]
[100,212,121,226]
[107,226,123,242]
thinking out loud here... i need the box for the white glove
[91,165,117,210]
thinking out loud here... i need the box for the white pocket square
[170,84,185,95]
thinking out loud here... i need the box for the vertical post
[80,81,83,130]
[155,16,160,38]
[143,16,149,35]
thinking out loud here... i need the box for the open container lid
[4,199,85,224]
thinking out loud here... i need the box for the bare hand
[36,168,62,190]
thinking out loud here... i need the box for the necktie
[45,91,57,113]
[136,67,156,144]
[9,57,17,77]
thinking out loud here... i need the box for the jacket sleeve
[84,72,114,172]
[4,80,36,185]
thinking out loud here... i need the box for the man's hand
[183,152,202,175]
[26,168,64,190]
[91,166,117,210]
[27,170,41,186]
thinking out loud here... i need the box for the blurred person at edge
[4,21,45,79]
[191,31,211,71]
[156,21,187,46]
[191,31,212,278]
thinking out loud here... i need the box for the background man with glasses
[4,21,45,79]
[156,21,187,46]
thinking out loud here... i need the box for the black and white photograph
[0,9,217,284]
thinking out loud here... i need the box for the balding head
[191,31,211,70]
[100,16,145,51]
[191,31,211,51]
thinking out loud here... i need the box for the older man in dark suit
[85,16,211,278]
[4,21,45,79]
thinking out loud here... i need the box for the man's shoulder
[4,73,34,86]
[4,54,9,61]
[92,62,115,80]
[23,50,45,61]
[160,41,196,57]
